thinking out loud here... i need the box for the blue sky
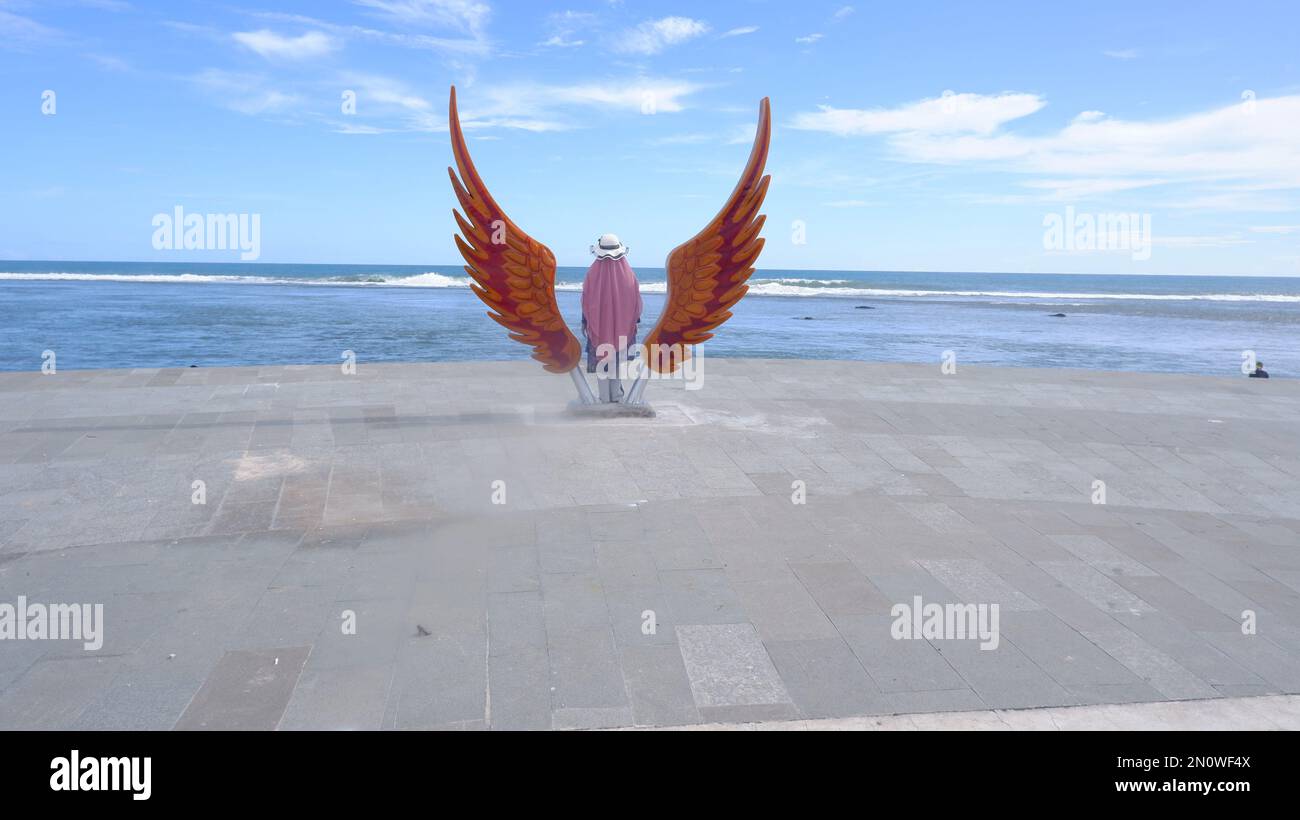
[2,0,1298,275]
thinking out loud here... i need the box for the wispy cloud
[540,10,593,48]
[795,33,823,45]
[86,53,131,71]
[721,25,758,38]
[792,92,1045,136]
[1104,48,1139,60]
[833,6,855,20]
[0,8,61,49]
[794,91,1300,211]
[652,122,757,146]
[340,72,431,113]
[251,9,490,57]
[461,78,705,129]
[353,0,490,35]
[616,16,709,55]
[193,69,301,115]
[1020,177,1169,200]
[338,76,707,134]
[233,30,339,60]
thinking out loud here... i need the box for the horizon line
[2,258,1298,280]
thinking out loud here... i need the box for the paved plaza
[0,359,1298,729]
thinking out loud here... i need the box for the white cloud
[87,53,130,71]
[542,35,583,47]
[833,6,855,20]
[791,92,1045,136]
[1020,177,1169,200]
[794,91,1300,212]
[891,96,1300,185]
[452,78,704,132]
[616,16,709,55]
[233,29,338,60]
[354,0,490,34]
[1104,48,1139,60]
[795,33,823,44]
[503,78,697,114]
[332,122,398,135]
[251,11,489,56]
[721,26,758,38]
[0,9,60,48]
[193,69,301,115]
[652,122,757,146]
[541,10,592,48]
[341,73,431,112]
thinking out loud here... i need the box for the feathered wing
[643,97,772,373]
[447,86,581,374]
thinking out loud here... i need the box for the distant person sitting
[1249,360,1270,379]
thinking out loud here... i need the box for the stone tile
[1115,611,1265,688]
[675,623,791,708]
[279,665,393,730]
[4,360,1300,731]
[0,655,126,729]
[917,559,1041,612]
[1048,534,1158,578]
[733,576,837,641]
[1001,610,1147,687]
[659,568,746,624]
[765,637,886,718]
[1200,630,1300,691]
[934,636,1078,710]
[488,646,551,730]
[174,646,310,730]
[384,636,486,729]
[789,560,894,616]
[1080,628,1218,700]
[832,613,967,693]
[1037,561,1155,616]
[620,643,701,727]
[547,627,628,712]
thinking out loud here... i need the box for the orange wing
[447,86,581,374]
[643,98,772,373]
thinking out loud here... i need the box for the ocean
[2,261,1297,377]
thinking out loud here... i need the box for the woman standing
[581,233,642,402]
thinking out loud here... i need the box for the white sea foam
[3,271,1299,302]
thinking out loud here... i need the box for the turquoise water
[2,260,1297,376]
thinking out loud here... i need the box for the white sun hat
[590,233,628,260]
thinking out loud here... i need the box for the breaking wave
[4,271,1299,302]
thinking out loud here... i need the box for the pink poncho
[581,256,642,356]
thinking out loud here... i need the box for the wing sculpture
[447,86,581,373]
[643,98,772,373]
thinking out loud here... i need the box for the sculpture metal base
[565,400,656,418]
